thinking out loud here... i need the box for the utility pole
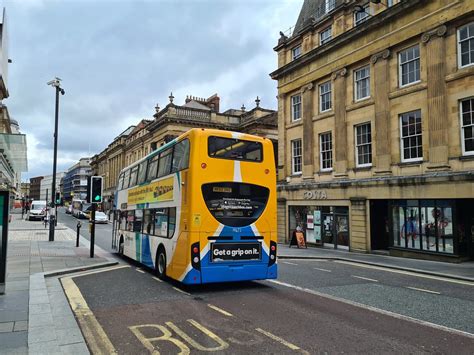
[47,77,65,242]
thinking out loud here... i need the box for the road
[54,213,474,354]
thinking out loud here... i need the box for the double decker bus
[112,128,277,284]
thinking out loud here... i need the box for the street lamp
[47,77,65,242]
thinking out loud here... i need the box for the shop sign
[303,190,327,200]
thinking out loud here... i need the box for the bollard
[76,221,81,247]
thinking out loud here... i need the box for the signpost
[0,191,10,294]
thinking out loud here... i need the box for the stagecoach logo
[128,177,174,205]
[303,190,327,200]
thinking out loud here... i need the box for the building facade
[63,158,92,202]
[90,93,277,210]
[29,176,43,200]
[20,182,30,198]
[271,0,474,261]
[39,172,65,202]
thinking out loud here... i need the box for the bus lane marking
[136,268,145,274]
[282,261,298,266]
[173,286,191,296]
[406,286,440,295]
[152,276,163,283]
[207,304,234,317]
[314,267,332,272]
[351,275,378,282]
[166,320,229,351]
[255,328,310,354]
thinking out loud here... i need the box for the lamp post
[47,77,65,242]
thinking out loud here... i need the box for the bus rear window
[208,136,263,162]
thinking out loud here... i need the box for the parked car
[93,211,108,224]
[66,204,73,214]
[27,200,47,221]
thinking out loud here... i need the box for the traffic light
[55,192,61,205]
[90,176,103,203]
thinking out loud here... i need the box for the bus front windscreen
[202,182,269,227]
[208,136,262,162]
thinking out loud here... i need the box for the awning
[0,133,27,172]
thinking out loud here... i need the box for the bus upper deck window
[208,136,263,162]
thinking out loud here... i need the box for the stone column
[371,49,392,174]
[422,25,450,169]
[277,93,287,180]
[350,197,368,252]
[302,83,315,179]
[332,68,348,176]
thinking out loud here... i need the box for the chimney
[206,94,220,112]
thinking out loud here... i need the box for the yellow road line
[152,276,163,283]
[314,267,331,272]
[406,286,440,295]
[351,275,378,282]
[207,304,233,317]
[61,277,117,354]
[256,328,309,354]
[333,260,474,286]
[173,286,191,296]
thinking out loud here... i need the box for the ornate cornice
[421,25,447,43]
[331,67,347,80]
[371,49,391,64]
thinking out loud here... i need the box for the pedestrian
[24,202,30,220]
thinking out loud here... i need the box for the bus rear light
[201,163,207,169]
[269,241,277,266]
[191,242,201,270]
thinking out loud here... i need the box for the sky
[1,0,301,181]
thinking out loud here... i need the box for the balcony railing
[171,107,211,121]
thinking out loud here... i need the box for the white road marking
[406,286,440,295]
[173,286,191,296]
[207,304,233,317]
[282,261,298,266]
[333,260,474,286]
[351,275,378,282]
[152,276,163,283]
[255,328,310,354]
[136,268,145,274]
[68,265,130,278]
[314,268,332,272]
[267,279,474,339]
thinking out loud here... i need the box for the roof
[182,100,211,111]
[294,0,324,35]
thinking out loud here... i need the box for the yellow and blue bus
[112,128,277,284]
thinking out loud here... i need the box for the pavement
[0,211,117,354]
[277,243,474,282]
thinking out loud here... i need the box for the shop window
[291,139,302,175]
[458,22,474,68]
[399,45,420,87]
[320,132,333,171]
[460,98,474,155]
[355,123,372,167]
[319,81,332,112]
[400,110,422,162]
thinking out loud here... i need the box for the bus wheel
[156,248,166,280]
[118,236,124,256]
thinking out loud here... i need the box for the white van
[27,200,47,221]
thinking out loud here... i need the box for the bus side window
[127,211,134,232]
[154,208,168,237]
[147,156,159,182]
[118,173,124,190]
[168,207,176,238]
[171,139,190,173]
[137,161,147,185]
[123,169,131,190]
[129,166,138,187]
[134,210,143,232]
[157,148,173,178]
[143,209,154,235]
[121,210,128,230]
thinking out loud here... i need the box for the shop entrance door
[322,209,349,250]
[370,200,389,251]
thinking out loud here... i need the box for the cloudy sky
[2,0,301,180]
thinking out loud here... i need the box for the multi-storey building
[20,182,30,198]
[39,172,65,201]
[29,176,43,200]
[63,158,92,202]
[90,93,277,211]
[271,0,474,261]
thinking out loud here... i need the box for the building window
[354,66,370,101]
[400,110,423,162]
[319,82,332,112]
[399,45,420,87]
[355,123,372,167]
[292,45,302,60]
[460,98,474,155]
[320,132,333,171]
[291,139,302,175]
[291,94,302,121]
[354,5,369,26]
[387,0,394,6]
[325,0,335,13]
[458,22,474,68]
[320,26,332,45]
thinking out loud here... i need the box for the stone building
[29,176,43,200]
[271,0,474,261]
[63,158,92,202]
[90,93,277,210]
[39,172,65,202]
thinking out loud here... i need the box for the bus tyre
[156,248,167,280]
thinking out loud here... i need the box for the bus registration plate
[211,243,261,262]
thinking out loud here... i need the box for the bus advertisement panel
[112,128,277,284]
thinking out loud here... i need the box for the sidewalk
[278,243,474,282]
[0,212,116,354]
